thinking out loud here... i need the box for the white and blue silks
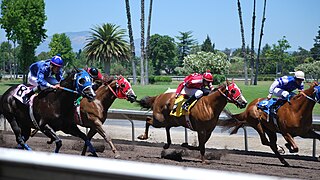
[268,76,304,99]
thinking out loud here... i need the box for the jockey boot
[182,95,197,111]
[22,90,35,104]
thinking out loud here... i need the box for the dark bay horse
[136,80,247,163]
[1,70,96,153]
[221,82,320,166]
[77,75,136,158]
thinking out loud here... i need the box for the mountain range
[36,31,141,56]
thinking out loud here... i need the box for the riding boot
[182,95,197,111]
[22,90,35,104]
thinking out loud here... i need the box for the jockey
[267,70,305,100]
[175,71,214,111]
[85,67,103,91]
[266,71,305,121]
[22,55,64,104]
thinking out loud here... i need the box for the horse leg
[253,122,271,146]
[265,130,290,166]
[137,116,152,140]
[62,124,98,157]
[8,118,32,150]
[299,129,320,140]
[95,125,120,158]
[41,124,62,153]
[282,133,298,153]
[198,129,209,164]
[81,128,95,156]
[163,126,172,149]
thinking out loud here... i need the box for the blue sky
[2,0,320,51]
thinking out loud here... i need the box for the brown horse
[77,75,136,158]
[221,82,320,166]
[136,80,247,163]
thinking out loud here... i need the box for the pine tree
[310,26,320,61]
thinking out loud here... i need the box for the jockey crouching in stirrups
[174,70,214,112]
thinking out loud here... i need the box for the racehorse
[136,79,247,163]
[76,75,136,158]
[1,69,97,154]
[221,82,320,166]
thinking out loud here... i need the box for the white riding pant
[183,87,203,99]
[28,72,59,91]
[272,88,290,99]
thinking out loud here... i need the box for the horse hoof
[181,143,188,148]
[163,144,170,149]
[114,153,121,159]
[137,134,147,140]
[202,160,210,164]
[277,146,285,154]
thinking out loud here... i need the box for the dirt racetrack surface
[1,131,320,179]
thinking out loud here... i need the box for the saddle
[257,98,287,115]
[170,95,197,117]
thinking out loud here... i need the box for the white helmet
[294,71,305,80]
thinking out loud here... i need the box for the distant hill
[36,31,141,56]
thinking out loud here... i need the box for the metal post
[243,126,248,151]
[184,128,188,144]
[313,138,316,158]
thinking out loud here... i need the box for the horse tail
[220,109,247,135]
[135,96,158,110]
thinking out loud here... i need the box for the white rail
[0,147,279,180]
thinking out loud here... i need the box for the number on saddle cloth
[13,84,34,103]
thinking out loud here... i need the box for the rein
[60,87,78,94]
[107,84,118,98]
[218,87,232,102]
[299,90,318,103]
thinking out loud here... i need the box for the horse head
[62,70,96,101]
[104,75,137,103]
[223,79,247,108]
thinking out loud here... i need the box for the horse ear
[232,78,235,84]
[226,78,229,85]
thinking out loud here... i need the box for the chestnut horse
[77,75,136,158]
[221,82,320,166]
[136,80,247,163]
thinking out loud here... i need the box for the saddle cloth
[13,84,36,104]
[170,95,197,117]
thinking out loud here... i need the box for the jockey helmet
[203,72,213,82]
[50,56,64,67]
[294,71,305,81]
[88,67,99,78]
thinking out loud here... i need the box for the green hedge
[149,76,172,84]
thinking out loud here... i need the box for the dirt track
[1,131,320,180]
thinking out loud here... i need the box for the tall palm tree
[125,0,137,85]
[140,0,145,85]
[250,0,256,85]
[254,0,267,85]
[84,23,130,75]
[145,0,153,85]
[237,0,248,85]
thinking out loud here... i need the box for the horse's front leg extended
[163,126,172,149]
[137,116,152,140]
[198,129,209,164]
[41,124,62,153]
[300,129,320,140]
[95,125,120,159]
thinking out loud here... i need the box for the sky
[2,0,320,51]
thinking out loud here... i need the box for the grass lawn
[1,79,319,115]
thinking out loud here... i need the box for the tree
[310,26,320,61]
[249,0,256,85]
[140,0,145,85]
[145,0,153,85]
[201,35,215,53]
[37,52,50,61]
[254,0,267,85]
[176,31,196,66]
[49,33,75,65]
[183,51,230,75]
[0,0,47,82]
[237,0,248,85]
[148,34,177,75]
[84,23,130,75]
[125,0,137,85]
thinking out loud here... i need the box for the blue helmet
[50,56,64,67]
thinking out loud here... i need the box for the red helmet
[203,72,213,82]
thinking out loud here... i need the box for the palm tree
[84,23,130,75]
[254,0,267,85]
[237,0,248,85]
[140,0,145,85]
[125,0,137,85]
[145,0,153,85]
[250,0,256,85]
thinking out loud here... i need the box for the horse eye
[231,89,236,94]
[78,78,86,86]
[121,83,126,88]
